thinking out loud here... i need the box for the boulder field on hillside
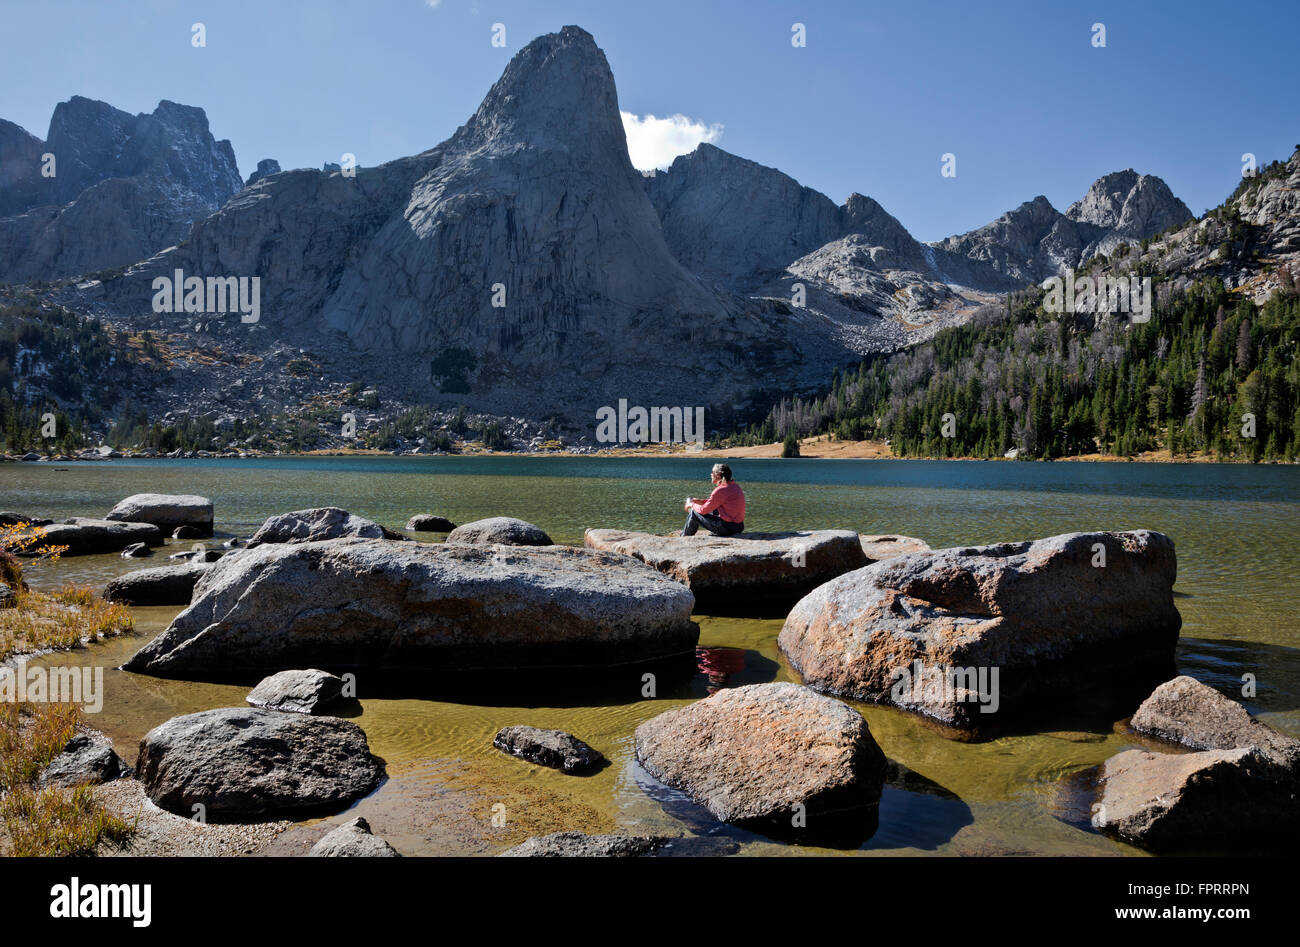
[583,528,870,613]
[123,537,698,678]
[779,530,1181,730]
[1091,676,1300,851]
[635,682,887,844]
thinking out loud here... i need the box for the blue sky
[1,0,1295,242]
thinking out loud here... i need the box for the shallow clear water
[4,456,1297,855]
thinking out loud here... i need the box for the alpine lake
[4,455,1296,856]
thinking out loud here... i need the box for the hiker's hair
[712,463,732,482]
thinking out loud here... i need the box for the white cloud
[620,112,723,171]
[424,0,442,8]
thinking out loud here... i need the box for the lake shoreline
[3,438,1289,465]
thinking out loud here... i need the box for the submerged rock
[779,530,1181,729]
[492,725,606,773]
[123,538,697,677]
[39,733,131,788]
[37,518,163,556]
[308,817,400,857]
[406,514,456,532]
[134,707,384,817]
[105,493,213,535]
[120,542,153,558]
[583,528,866,613]
[250,507,401,544]
[447,516,552,546]
[635,682,886,842]
[246,669,347,715]
[103,562,211,606]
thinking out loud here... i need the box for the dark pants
[682,509,744,537]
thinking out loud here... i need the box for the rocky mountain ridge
[3,25,1275,444]
[0,96,242,282]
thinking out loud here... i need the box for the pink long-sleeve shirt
[691,481,745,523]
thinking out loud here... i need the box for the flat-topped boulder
[102,562,211,606]
[106,494,213,535]
[35,518,163,556]
[859,534,930,562]
[447,516,552,546]
[250,507,402,544]
[135,707,384,817]
[123,537,698,677]
[635,682,886,842]
[584,528,866,613]
[779,530,1181,730]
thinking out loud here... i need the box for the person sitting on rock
[682,463,745,537]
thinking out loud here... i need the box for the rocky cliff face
[85,27,850,421]
[0,97,242,281]
[641,143,971,345]
[930,171,1194,292]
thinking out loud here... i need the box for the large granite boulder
[308,817,400,857]
[584,528,866,613]
[635,682,886,842]
[246,669,347,715]
[105,493,213,535]
[250,507,399,544]
[124,538,697,677]
[134,707,384,817]
[779,530,1180,729]
[36,518,163,556]
[493,726,606,774]
[447,517,552,546]
[102,562,210,605]
[1092,676,1300,851]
